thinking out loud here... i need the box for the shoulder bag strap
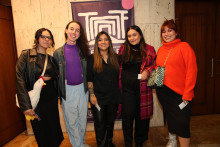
[163,47,173,66]
[40,54,48,77]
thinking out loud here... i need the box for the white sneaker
[83,144,91,147]
[166,133,177,147]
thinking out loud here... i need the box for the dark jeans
[122,76,150,147]
[91,104,118,147]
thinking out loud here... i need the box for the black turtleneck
[130,43,140,51]
[129,43,142,62]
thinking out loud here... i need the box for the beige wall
[11,0,175,132]
[134,0,175,128]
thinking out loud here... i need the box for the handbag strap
[40,54,48,77]
[163,47,173,66]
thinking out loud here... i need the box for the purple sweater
[64,44,83,85]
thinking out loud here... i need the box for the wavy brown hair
[93,31,119,73]
[33,28,55,49]
[65,21,89,59]
[122,25,146,62]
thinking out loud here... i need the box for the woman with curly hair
[16,28,64,146]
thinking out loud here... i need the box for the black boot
[106,138,115,147]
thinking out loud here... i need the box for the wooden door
[175,1,220,115]
[214,2,220,113]
[0,5,25,146]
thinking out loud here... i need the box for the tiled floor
[4,114,220,147]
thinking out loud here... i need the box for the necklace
[131,48,139,52]
[101,55,108,64]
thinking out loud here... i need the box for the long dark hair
[122,25,146,62]
[93,31,119,73]
[65,21,89,59]
[33,28,55,49]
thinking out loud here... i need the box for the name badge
[138,74,142,79]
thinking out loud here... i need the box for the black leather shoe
[135,143,143,147]
[107,139,116,147]
[108,142,116,147]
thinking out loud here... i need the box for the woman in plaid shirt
[118,25,156,147]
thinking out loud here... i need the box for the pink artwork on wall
[122,0,134,10]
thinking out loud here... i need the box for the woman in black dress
[87,31,121,147]
[16,28,64,147]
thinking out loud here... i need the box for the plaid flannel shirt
[118,44,156,119]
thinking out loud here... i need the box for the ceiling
[0,0,218,8]
[0,0,11,7]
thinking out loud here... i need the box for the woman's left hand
[141,70,148,80]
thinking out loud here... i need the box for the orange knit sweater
[156,39,197,101]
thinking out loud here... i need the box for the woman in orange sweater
[156,19,197,147]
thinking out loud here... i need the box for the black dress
[30,53,64,147]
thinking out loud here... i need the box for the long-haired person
[53,21,90,147]
[16,28,64,146]
[118,25,156,147]
[87,31,121,147]
[156,19,197,147]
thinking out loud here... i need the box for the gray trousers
[62,83,89,147]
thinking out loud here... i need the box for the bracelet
[90,93,95,97]
[88,87,94,94]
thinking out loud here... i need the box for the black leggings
[91,104,118,147]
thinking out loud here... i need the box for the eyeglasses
[40,35,52,40]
